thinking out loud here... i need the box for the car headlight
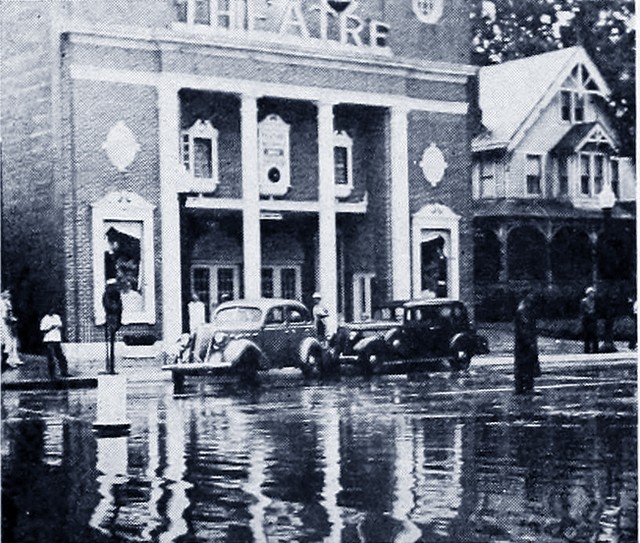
[214,331,229,347]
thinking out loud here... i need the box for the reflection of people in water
[421,235,448,298]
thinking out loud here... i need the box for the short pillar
[93,373,130,435]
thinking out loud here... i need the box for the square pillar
[390,106,411,300]
[241,94,261,299]
[317,100,338,334]
[158,80,182,341]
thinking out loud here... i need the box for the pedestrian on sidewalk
[580,286,599,354]
[514,293,539,395]
[40,306,69,378]
[103,279,122,374]
[1,290,22,370]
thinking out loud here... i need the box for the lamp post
[598,182,617,353]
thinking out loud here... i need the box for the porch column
[241,94,261,299]
[496,225,509,283]
[158,81,182,340]
[317,100,338,334]
[390,106,411,300]
[589,231,599,284]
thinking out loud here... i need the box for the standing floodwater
[2,363,636,542]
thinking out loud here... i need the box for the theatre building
[1,0,476,348]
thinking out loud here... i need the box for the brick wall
[1,1,67,351]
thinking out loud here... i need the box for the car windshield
[214,306,262,325]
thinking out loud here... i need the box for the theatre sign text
[175,0,391,51]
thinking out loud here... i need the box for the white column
[158,81,183,340]
[317,101,338,335]
[241,94,262,299]
[390,106,412,300]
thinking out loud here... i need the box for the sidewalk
[2,327,637,390]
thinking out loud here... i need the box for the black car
[331,299,485,374]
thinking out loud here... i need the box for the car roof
[380,299,463,309]
[214,298,308,312]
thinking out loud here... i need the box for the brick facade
[2,0,476,347]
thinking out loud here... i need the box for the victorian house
[471,47,636,320]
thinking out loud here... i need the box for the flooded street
[2,363,636,543]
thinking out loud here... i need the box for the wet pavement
[2,361,637,543]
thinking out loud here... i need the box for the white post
[390,106,411,300]
[93,374,130,432]
[241,93,262,299]
[317,101,338,335]
[158,80,183,340]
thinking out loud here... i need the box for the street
[2,359,636,543]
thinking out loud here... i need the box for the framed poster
[92,191,156,325]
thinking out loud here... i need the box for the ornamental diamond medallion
[412,0,443,24]
[419,143,447,187]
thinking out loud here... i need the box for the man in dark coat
[580,286,598,353]
[102,279,122,374]
[514,294,539,394]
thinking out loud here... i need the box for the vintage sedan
[331,299,484,374]
[165,298,327,387]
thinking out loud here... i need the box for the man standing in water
[514,293,539,395]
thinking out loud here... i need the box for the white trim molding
[411,203,461,300]
[69,65,469,116]
[91,191,156,326]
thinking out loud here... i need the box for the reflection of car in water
[331,299,487,374]
[164,299,327,388]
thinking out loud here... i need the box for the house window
[180,119,219,190]
[194,0,210,24]
[479,160,495,197]
[560,90,586,123]
[174,0,188,22]
[261,265,301,300]
[333,130,354,198]
[352,272,374,322]
[580,153,609,197]
[558,156,569,196]
[593,155,604,195]
[580,155,591,194]
[190,264,240,316]
[526,155,542,195]
[611,159,620,197]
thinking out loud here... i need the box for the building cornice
[61,19,477,84]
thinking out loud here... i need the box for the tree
[470,0,635,157]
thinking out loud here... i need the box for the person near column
[580,286,598,354]
[312,292,329,344]
[1,290,22,369]
[102,279,123,374]
[40,306,69,379]
[188,293,205,332]
[514,293,539,395]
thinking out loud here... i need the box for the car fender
[353,334,386,354]
[299,336,323,363]
[223,339,267,369]
[449,332,474,355]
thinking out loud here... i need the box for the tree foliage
[470,0,635,157]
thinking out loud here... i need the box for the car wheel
[238,351,259,382]
[360,349,384,375]
[302,347,323,378]
[450,349,471,371]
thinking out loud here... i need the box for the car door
[285,304,313,366]
[261,305,288,367]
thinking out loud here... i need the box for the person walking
[40,307,69,379]
[102,279,122,374]
[1,290,22,369]
[580,286,599,354]
[514,294,539,395]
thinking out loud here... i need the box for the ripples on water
[1,371,637,542]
